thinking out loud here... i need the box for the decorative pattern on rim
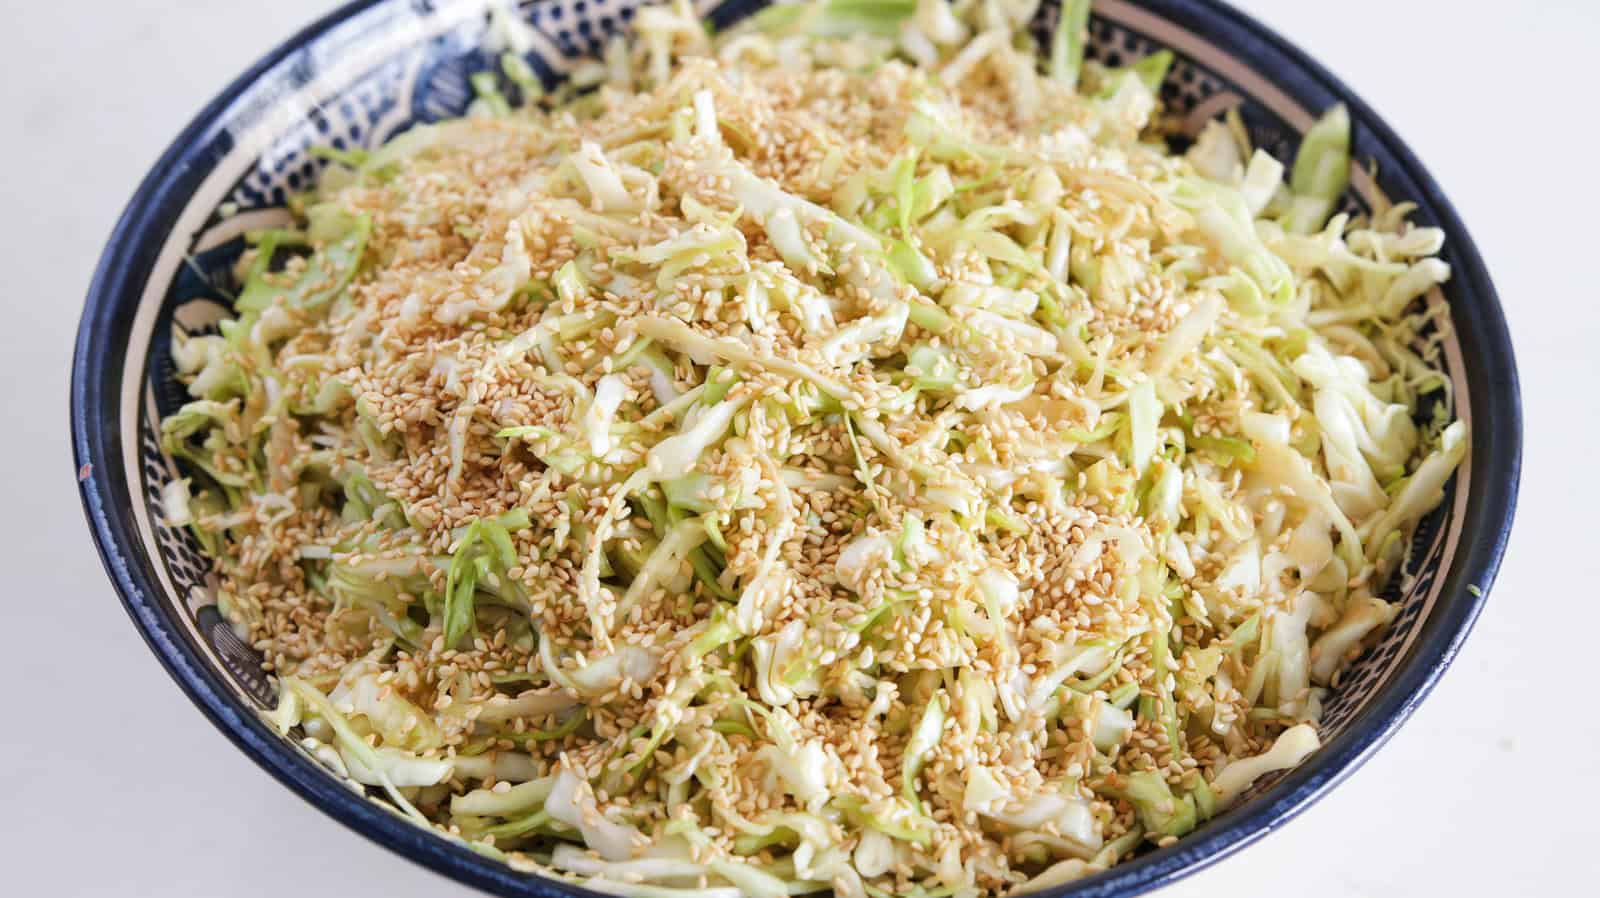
[130,0,1465,813]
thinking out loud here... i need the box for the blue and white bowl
[71,1,1522,895]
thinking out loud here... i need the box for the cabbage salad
[162,0,1465,893]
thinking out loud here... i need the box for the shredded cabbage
[163,3,1468,894]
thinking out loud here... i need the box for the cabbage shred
[163,1,1466,894]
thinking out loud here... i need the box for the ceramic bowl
[71,2,1521,895]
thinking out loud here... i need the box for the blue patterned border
[74,3,1517,898]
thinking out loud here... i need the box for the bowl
[71,1,1521,895]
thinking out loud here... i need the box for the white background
[1,1,1594,894]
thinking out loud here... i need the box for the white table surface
[3,1,1593,894]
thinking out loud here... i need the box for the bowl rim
[70,1,1521,896]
